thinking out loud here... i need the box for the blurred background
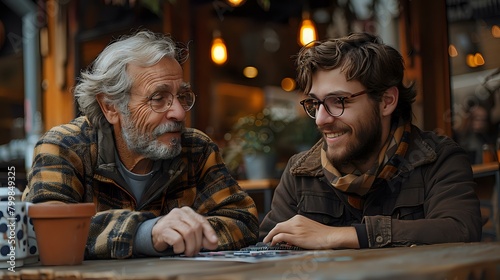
[0,0,499,181]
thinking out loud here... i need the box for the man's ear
[96,93,120,125]
[380,86,399,117]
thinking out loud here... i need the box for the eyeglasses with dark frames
[300,90,367,119]
[147,90,196,113]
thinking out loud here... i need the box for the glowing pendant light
[226,0,246,7]
[299,11,317,47]
[211,30,227,65]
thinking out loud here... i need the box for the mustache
[153,121,184,137]
[318,124,347,132]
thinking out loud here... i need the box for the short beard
[327,106,382,167]
[121,116,184,160]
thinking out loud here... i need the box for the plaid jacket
[23,116,259,259]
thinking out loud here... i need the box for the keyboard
[240,242,303,251]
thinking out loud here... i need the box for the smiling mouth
[325,131,346,139]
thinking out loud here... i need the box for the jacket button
[376,235,383,243]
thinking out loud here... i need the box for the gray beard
[121,118,183,160]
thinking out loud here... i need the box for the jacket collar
[96,118,117,172]
[289,124,437,177]
[91,118,185,208]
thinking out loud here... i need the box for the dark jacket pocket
[394,187,425,220]
[397,205,425,219]
[298,194,346,225]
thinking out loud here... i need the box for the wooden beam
[41,0,75,131]
[406,0,452,136]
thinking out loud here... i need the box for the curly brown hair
[295,32,416,122]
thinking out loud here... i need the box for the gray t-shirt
[116,155,166,256]
[116,157,158,202]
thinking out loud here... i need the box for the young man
[23,30,258,259]
[260,33,483,249]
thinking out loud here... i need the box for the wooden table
[9,242,500,280]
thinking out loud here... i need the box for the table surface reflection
[6,242,500,280]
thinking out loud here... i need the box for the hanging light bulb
[474,52,485,66]
[448,44,458,57]
[211,30,227,65]
[466,52,485,68]
[298,11,317,47]
[492,25,500,38]
[226,0,246,7]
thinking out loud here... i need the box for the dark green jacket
[260,125,482,247]
[24,116,259,259]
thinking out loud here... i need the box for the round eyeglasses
[148,90,196,113]
[299,90,367,119]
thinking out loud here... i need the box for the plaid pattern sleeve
[88,209,155,259]
[23,118,95,204]
[23,117,157,259]
[23,118,259,258]
[178,129,259,250]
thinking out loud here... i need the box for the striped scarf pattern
[321,119,411,209]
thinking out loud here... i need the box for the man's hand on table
[152,206,218,256]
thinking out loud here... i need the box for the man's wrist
[133,217,163,256]
[352,224,368,248]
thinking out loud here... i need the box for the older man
[23,30,258,259]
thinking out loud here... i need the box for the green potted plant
[283,115,321,152]
[223,108,288,180]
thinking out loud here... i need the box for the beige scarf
[321,119,411,209]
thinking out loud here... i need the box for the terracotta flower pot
[27,203,95,266]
